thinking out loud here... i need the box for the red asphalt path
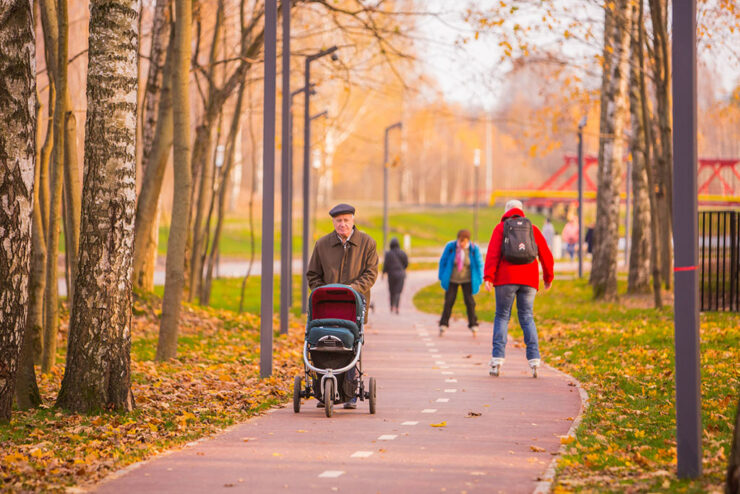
[94,272,582,494]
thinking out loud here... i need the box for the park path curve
[93,271,582,494]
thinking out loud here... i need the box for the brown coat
[306,227,379,313]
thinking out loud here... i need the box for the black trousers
[388,272,405,309]
[439,282,478,328]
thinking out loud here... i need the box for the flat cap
[329,203,356,217]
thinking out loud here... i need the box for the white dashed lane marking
[401,421,419,425]
[444,389,457,393]
[436,398,450,403]
[435,361,446,365]
[318,471,345,478]
[445,379,458,383]
[378,435,397,441]
[351,451,373,458]
[441,371,454,375]
[421,409,437,413]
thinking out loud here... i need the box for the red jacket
[483,208,554,290]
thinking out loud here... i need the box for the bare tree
[647,0,673,290]
[56,0,139,413]
[156,0,193,360]
[627,2,651,294]
[591,0,632,300]
[0,0,36,421]
[132,0,172,291]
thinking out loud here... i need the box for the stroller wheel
[324,379,334,418]
[368,377,377,414]
[293,376,302,413]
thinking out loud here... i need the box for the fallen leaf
[530,446,546,452]
[430,421,447,427]
[466,411,481,417]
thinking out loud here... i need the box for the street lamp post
[473,148,481,244]
[285,84,315,311]
[577,116,587,279]
[302,46,338,314]
[260,0,277,378]
[383,122,402,255]
[672,0,701,478]
[279,1,290,335]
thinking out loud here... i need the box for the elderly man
[307,203,378,409]
[307,203,378,321]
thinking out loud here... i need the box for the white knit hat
[505,199,523,212]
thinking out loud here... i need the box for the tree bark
[56,0,139,413]
[62,110,81,302]
[141,0,171,164]
[132,29,175,291]
[42,0,69,374]
[16,95,45,410]
[0,0,36,421]
[591,0,632,300]
[639,2,662,308]
[203,80,247,305]
[627,5,651,294]
[647,0,673,290]
[188,0,225,302]
[156,0,192,360]
[132,0,172,291]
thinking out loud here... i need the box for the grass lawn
[1,290,305,492]
[154,274,304,316]
[414,279,739,492]
[157,207,564,259]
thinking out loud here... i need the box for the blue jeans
[492,284,540,361]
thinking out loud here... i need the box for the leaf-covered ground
[0,292,304,492]
[414,278,739,493]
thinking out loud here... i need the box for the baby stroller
[293,284,377,417]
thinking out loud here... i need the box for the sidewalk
[93,271,583,493]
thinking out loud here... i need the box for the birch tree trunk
[132,31,175,291]
[0,0,36,421]
[56,0,139,413]
[132,0,171,291]
[627,6,651,294]
[16,96,45,409]
[156,0,192,360]
[591,0,632,300]
[647,0,673,290]
[62,110,80,302]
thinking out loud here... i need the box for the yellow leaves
[430,421,447,427]
[218,373,233,382]
[559,435,575,445]
[530,445,546,452]
[3,452,27,464]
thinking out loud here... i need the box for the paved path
[94,272,582,493]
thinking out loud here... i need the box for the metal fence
[700,210,739,312]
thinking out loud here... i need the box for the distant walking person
[438,229,483,336]
[542,217,555,251]
[561,217,579,260]
[483,200,554,378]
[383,237,409,314]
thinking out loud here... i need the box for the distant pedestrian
[437,229,483,337]
[383,237,409,314]
[561,217,579,260]
[585,224,595,255]
[483,200,554,378]
[542,217,555,251]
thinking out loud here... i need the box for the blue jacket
[438,240,484,294]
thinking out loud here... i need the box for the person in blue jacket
[438,229,483,336]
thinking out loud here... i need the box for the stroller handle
[303,340,363,375]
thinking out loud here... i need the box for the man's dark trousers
[439,282,478,328]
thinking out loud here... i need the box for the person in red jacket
[483,200,554,377]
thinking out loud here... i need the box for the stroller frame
[294,284,376,417]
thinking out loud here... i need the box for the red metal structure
[522,155,740,208]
